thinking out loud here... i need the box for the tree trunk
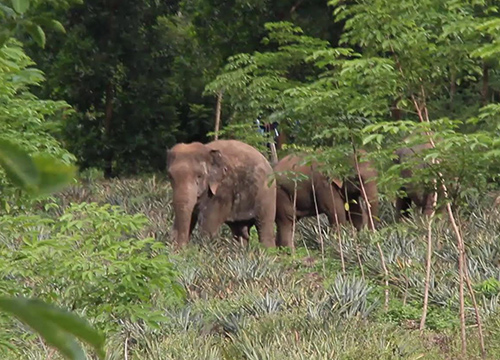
[390,97,402,121]
[214,92,222,140]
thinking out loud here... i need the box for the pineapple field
[2,174,500,359]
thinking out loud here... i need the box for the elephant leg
[198,204,225,238]
[347,199,364,231]
[275,189,295,248]
[396,194,412,221]
[422,192,437,216]
[255,220,275,248]
[320,184,347,228]
[362,179,379,228]
[276,218,294,248]
[189,211,199,236]
[253,187,277,248]
[228,221,251,247]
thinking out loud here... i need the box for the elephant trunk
[171,185,197,247]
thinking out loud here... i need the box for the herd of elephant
[166,139,435,249]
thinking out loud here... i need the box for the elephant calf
[166,139,276,248]
[274,152,379,248]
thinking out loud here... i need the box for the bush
[0,202,184,331]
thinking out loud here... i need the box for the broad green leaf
[0,138,39,191]
[34,17,66,34]
[24,22,46,48]
[23,298,106,359]
[0,297,104,360]
[31,154,76,196]
[0,29,11,48]
[48,19,66,33]
[10,0,29,14]
[0,3,16,17]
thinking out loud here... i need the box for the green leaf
[10,0,29,14]
[0,138,39,191]
[0,29,12,48]
[24,22,46,48]
[33,17,66,34]
[25,299,106,359]
[48,19,65,33]
[31,154,76,196]
[0,297,105,360]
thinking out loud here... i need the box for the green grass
[1,176,500,359]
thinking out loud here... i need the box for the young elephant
[166,140,276,248]
[274,152,379,248]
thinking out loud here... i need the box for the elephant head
[166,143,228,246]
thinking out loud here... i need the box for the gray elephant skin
[274,152,379,248]
[166,139,276,248]
[394,142,443,219]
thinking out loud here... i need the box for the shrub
[0,202,184,331]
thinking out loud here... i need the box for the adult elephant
[166,140,276,248]
[274,151,379,248]
[394,142,441,219]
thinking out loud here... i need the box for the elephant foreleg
[396,195,412,221]
[275,189,295,248]
[422,192,436,216]
[198,204,226,239]
[322,184,347,229]
[276,218,294,248]
[255,219,276,248]
[189,211,199,236]
[347,199,364,231]
[228,221,251,247]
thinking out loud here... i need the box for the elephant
[166,139,276,248]
[394,142,442,219]
[274,151,379,248]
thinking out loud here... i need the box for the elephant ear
[331,178,343,189]
[208,149,227,195]
[166,148,175,169]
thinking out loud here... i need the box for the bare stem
[463,251,487,359]
[329,184,345,274]
[311,173,326,275]
[411,85,485,357]
[352,144,388,310]
[291,180,298,255]
[419,190,437,331]
[214,91,223,140]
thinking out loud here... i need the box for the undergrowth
[1,175,500,359]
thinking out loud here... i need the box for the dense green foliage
[4,0,500,358]
[2,178,500,358]
[24,0,341,176]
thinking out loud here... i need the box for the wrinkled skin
[274,152,379,248]
[394,143,443,219]
[166,140,276,248]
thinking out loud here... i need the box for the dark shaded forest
[24,0,343,177]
